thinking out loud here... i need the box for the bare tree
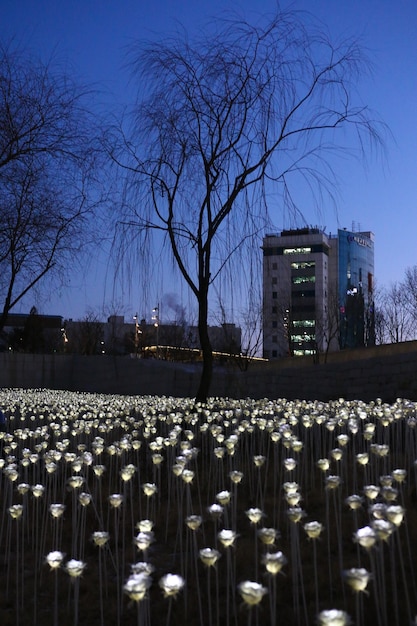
[381,282,414,343]
[0,43,104,332]
[314,288,341,362]
[111,10,384,401]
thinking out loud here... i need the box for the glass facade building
[262,227,375,359]
[336,229,375,349]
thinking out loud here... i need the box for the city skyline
[1,0,416,323]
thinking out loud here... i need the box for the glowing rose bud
[65,559,86,578]
[229,470,243,484]
[17,482,30,495]
[237,580,268,606]
[304,521,324,540]
[181,469,194,484]
[257,527,278,545]
[318,609,352,625]
[284,457,297,471]
[46,550,65,569]
[245,507,263,524]
[93,464,106,477]
[253,455,266,468]
[262,551,287,575]
[345,494,363,510]
[136,519,154,532]
[287,507,305,523]
[385,505,405,526]
[172,464,183,477]
[67,476,85,490]
[50,503,65,518]
[134,531,154,552]
[124,572,152,602]
[369,503,386,520]
[108,493,123,508]
[120,464,136,481]
[31,484,45,498]
[391,469,407,484]
[356,453,369,466]
[325,475,341,490]
[343,568,371,593]
[8,504,23,519]
[151,453,164,465]
[185,515,202,531]
[78,492,92,507]
[285,491,302,506]
[363,485,380,501]
[371,519,394,542]
[214,447,225,459]
[353,526,376,550]
[317,459,330,472]
[142,483,157,497]
[382,486,398,502]
[159,573,185,598]
[283,481,300,494]
[216,490,231,505]
[337,434,349,447]
[218,529,237,548]
[331,448,343,462]
[131,562,155,575]
[208,504,223,520]
[199,548,221,567]
[92,531,110,547]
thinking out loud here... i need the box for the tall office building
[262,227,374,359]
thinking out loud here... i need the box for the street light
[152,306,159,357]
[133,313,142,357]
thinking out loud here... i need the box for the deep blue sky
[2,0,417,322]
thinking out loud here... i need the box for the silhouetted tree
[0,43,104,333]
[111,10,384,401]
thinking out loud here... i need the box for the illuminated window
[292,275,316,284]
[293,320,315,328]
[283,247,312,255]
[291,261,316,269]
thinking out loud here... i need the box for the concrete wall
[1,341,417,402]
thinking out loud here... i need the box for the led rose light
[199,547,221,567]
[343,568,371,593]
[159,573,185,598]
[46,550,65,569]
[317,609,352,625]
[262,551,287,575]
[237,580,268,606]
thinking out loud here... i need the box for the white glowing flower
[134,531,154,552]
[304,521,324,540]
[245,507,263,524]
[353,526,376,550]
[50,503,65,518]
[185,515,202,531]
[159,573,185,597]
[318,609,351,625]
[199,548,221,567]
[343,568,371,593]
[92,531,110,547]
[218,529,237,547]
[108,493,123,508]
[124,572,151,602]
[136,519,154,532]
[257,527,278,545]
[237,580,268,605]
[8,504,23,519]
[65,559,86,578]
[142,483,157,496]
[262,551,287,575]
[46,550,65,569]
[216,490,231,505]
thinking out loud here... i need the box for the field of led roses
[1,388,417,625]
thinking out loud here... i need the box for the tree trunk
[195,290,213,403]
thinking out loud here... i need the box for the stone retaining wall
[1,341,416,402]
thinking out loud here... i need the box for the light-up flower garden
[1,388,417,625]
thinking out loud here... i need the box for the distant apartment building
[262,227,374,359]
